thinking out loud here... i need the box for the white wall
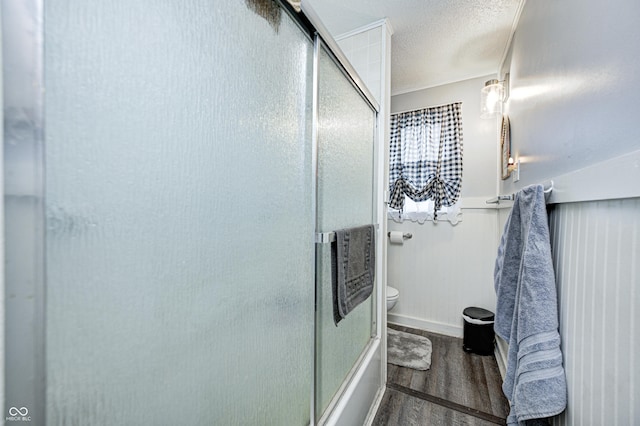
[387,76,500,336]
[387,210,499,337]
[336,23,386,106]
[501,0,640,195]
[498,1,640,423]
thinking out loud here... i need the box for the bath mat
[387,327,432,370]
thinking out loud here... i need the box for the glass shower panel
[44,1,313,424]
[315,45,377,419]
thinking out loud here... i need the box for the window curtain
[387,197,462,225]
[388,102,463,220]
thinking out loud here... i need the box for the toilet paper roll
[389,231,404,244]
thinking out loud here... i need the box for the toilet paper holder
[387,232,412,240]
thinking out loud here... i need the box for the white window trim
[387,196,462,225]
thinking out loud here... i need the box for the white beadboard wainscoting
[549,198,639,425]
[386,207,499,337]
[494,197,639,425]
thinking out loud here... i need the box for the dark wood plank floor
[373,324,510,426]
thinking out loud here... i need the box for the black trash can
[462,307,495,356]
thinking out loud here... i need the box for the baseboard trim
[494,336,508,380]
[387,313,463,338]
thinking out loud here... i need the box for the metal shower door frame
[309,30,381,424]
[2,0,47,423]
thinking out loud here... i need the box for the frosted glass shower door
[39,1,314,424]
[314,44,377,420]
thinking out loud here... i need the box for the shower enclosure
[314,43,378,422]
[3,0,381,425]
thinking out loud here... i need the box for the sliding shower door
[314,43,377,421]
[5,1,314,424]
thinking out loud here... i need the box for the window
[388,102,463,223]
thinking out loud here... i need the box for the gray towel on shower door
[331,225,376,325]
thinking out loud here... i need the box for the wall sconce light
[480,79,505,119]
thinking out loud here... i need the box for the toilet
[386,286,399,311]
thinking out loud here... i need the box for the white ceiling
[304,0,522,96]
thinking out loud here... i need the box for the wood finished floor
[373,324,510,426]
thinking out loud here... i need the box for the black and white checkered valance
[388,103,463,218]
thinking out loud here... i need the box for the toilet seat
[387,286,399,300]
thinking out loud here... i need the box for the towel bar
[315,224,379,244]
[485,194,515,204]
[485,181,554,204]
[315,232,336,244]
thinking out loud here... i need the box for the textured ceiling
[305,0,522,96]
